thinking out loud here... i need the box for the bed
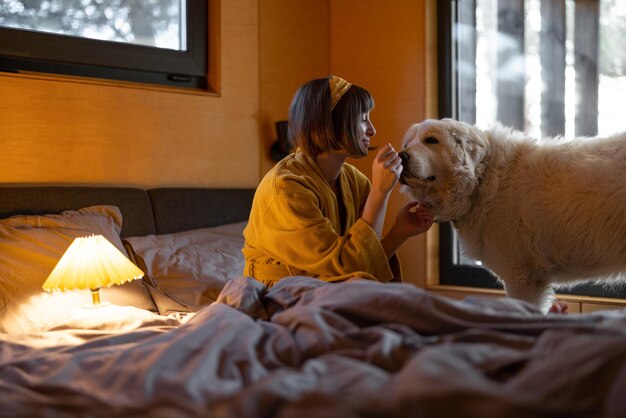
[0,186,625,418]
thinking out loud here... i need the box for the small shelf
[427,284,626,314]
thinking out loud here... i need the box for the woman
[243,75,434,287]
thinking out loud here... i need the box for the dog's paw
[548,300,569,315]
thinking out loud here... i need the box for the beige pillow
[125,222,246,313]
[0,205,156,334]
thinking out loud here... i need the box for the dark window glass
[0,0,207,89]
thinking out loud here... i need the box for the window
[438,0,626,298]
[0,0,207,89]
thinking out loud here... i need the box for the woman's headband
[329,75,352,110]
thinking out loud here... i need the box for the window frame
[0,1,207,89]
[436,0,626,299]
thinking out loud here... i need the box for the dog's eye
[424,137,439,144]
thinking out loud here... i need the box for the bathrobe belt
[244,260,378,283]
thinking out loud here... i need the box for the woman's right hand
[371,143,403,195]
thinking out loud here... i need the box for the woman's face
[357,112,376,154]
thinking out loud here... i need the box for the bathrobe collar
[294,148,356,235]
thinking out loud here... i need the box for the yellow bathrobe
[243,149,401,287]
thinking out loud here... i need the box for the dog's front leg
[502,276,554,314]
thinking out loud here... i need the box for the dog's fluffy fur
[399,118,626,311]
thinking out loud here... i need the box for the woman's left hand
[393,201,435,238]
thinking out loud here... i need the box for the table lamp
[42,234,144,306]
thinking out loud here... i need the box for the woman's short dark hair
[288,76,374,157]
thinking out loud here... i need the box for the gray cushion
[148,188,254,234]
[0,187,156,238]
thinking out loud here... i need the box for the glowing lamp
[42,234,144,306]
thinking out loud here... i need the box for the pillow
[0,205,157,334]
[125,221,246,313]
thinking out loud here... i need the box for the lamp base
[90,287,104,306]
[82,301,111,309]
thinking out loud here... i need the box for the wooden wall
[1,0,435,287]
[329,0,436,287]
[259,0,330,175]
[1,0,260,189]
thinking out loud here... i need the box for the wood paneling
[0,0,260,189]
[258,0,330,176]
[330,0,434,287]
[429,284,626,314]
[581,302,625,313]
[429,286,586,314]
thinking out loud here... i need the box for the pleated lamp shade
[43,234,144,305]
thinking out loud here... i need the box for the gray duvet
[1,276,625,418]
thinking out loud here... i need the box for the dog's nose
[398,151,409,168]
[398,151,409,185]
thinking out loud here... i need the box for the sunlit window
[1,0,185,49]
[438,0,626,298]
[0,0,207,88]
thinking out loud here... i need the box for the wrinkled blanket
[1,276,625,418]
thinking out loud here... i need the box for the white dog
[399,118,626,312]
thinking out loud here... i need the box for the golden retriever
[399,118,626,312]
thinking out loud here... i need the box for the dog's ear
[402,124,419,148]
[450,123,487,172]
[451,130,463,147]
